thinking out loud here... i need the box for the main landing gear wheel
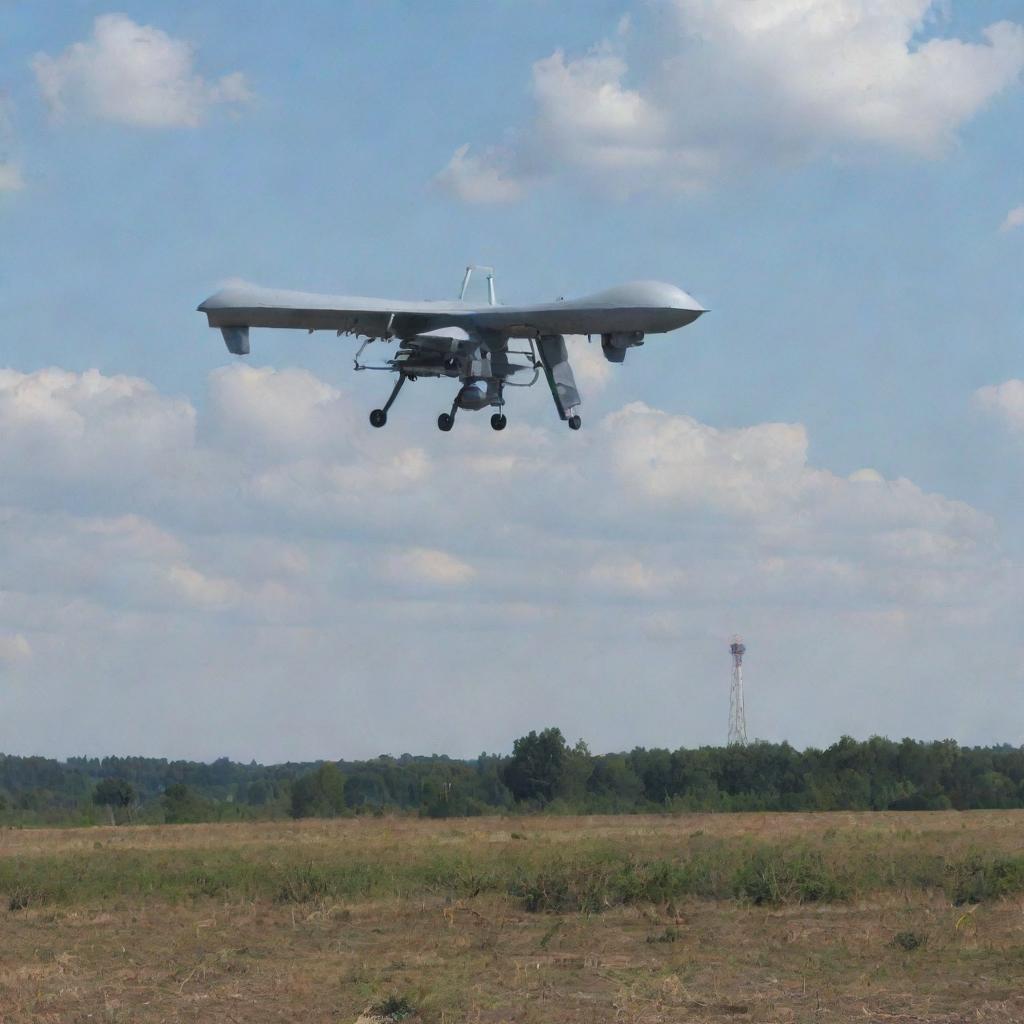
[568,414,582,431]
[490,413,507,431]
[437,412,454,432]
[369,409,387,428]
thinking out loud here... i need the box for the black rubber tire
[369,409,387,428]
[490,413,507,431]
[568,415,582,431]
[438,413,454,432]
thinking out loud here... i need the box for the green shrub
[890,931,926,951]
[275,864,335,903]
[946,854,1024,905]
[371,995,417,1020]
[731,848,848,905]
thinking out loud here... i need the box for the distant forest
[2,730,1024,826]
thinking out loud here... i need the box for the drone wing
[198,280,705,354]
[198,283,468,354]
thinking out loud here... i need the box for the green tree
[630,748,673,805]
[587,754,644,804]
[93,777,136,823]
[344,770,387,810]
[290,763,347,818]
[162,783,213,823]
[503,728,584,805]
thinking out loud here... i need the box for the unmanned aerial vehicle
[198,267,705,431]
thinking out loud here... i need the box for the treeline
[2,731,1024,826]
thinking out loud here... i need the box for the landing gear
[438,391,462,432]
[537,335,583,431]
[369,374,408,428]
[490,413,507,431]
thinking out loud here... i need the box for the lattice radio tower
[728,636,748,746]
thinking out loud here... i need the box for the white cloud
[434,143,525,204]
[0,367,195,496]
[1001,205,1024,232]
[604,403,811,513]
[666,0,1024,157]
[849,468,885,484]
[166,564,247,611]
[587,558,685,596]
[205,364,355,455]
[0,634,31,665]
[0,96,22,192]
[0,364,1013,758]
[598,402,991,614]
[0,162,23,191]
[385,547,477,586]
[443,1,1024,198]
[974,379,1024,433]
[0,365,992,608]
[566,336,613,393]
[32,14,252,127]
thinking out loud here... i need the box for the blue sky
[0,1,1022,760]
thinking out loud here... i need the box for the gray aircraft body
[198,267,705,431]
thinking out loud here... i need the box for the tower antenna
[728,636,748,746]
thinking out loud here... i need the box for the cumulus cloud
[0,364,1011,758]
[604,402,984,536]
[433,143,525,204]
[0,163,23,191]
[441,0,1024,199]
[385,547,477,586]
[0,367,195,499]
[566,336,613,393]
[0,96,22,193]
[1001,205,1024,232]
[0,634,31,665]
[204,364,356,455]
[0,365,995,609]
[32,14,252,127]
[974,379,1024,433]
[587,558,686,596]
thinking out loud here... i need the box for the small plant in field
[275,863,334,903]
[731,847,848,905]
[890,930,926,951]
[946,854,1024,905]
[370,994,416,1020]
[8,888,33,912]
[646,926,680,944]
[539,920,563,948]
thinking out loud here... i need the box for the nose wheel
[490,413,507,431]
[438,412,454,432]
[568,414,582,430]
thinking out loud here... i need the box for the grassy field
[2,811,1023,1022]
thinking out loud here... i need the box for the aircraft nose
[672,286,705,313]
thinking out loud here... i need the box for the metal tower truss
[728,636,748,746]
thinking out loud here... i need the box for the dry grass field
[2,811,1024,1023]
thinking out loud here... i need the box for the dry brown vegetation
[2,811,1024,1022]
